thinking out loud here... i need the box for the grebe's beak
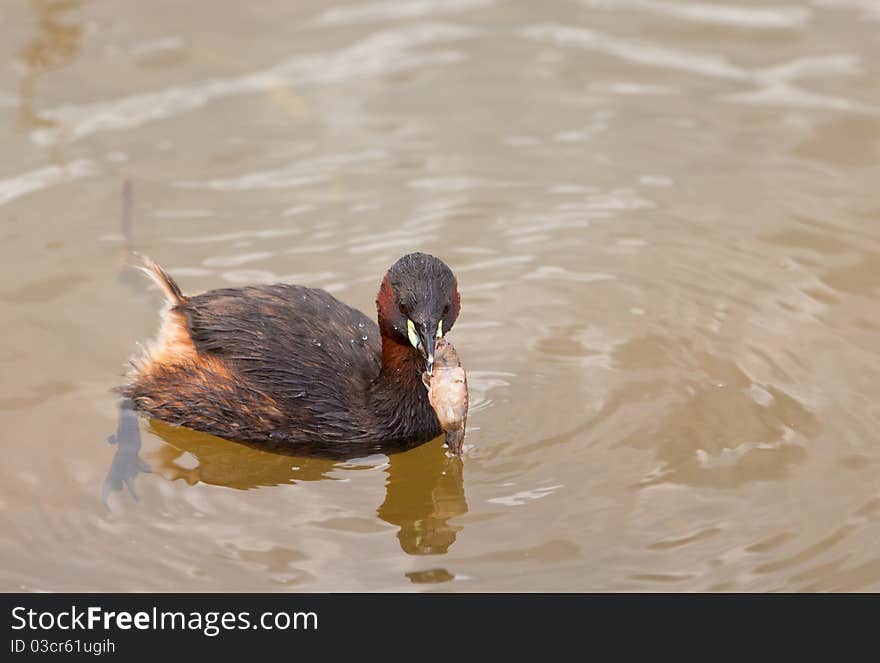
[408,318,440,374]
[421,325,437,375]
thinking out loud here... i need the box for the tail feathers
[132,253,186,306]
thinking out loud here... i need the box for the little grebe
[121,252,461,456]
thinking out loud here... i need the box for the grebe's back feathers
[183,283,383,389]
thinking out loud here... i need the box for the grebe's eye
[443,304,450,315]
[399,303,408,316]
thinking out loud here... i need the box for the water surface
[1,0,879,591]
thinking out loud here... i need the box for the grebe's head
[376,252,461,374]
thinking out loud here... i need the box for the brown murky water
[1,0,879,591]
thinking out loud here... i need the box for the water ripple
[523,266,616,284]
[488,484,563,507]
[585,1,811,30]
[168,228,302,244]
[311,0,498,27]
[524,24,751,81]
[176,150,386,192]
[813,0,880,21]
[31,23,480,146]
[408,176,517,191]
[524,24,877,113]
[0,160,95,207]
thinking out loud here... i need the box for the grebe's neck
[367,334,440,448]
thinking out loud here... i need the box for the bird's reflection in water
[377,442,467,555]
[102,413,468,555]
[146,420,338,489]
[102,399,151,504]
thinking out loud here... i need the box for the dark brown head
[376,252,461,374]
